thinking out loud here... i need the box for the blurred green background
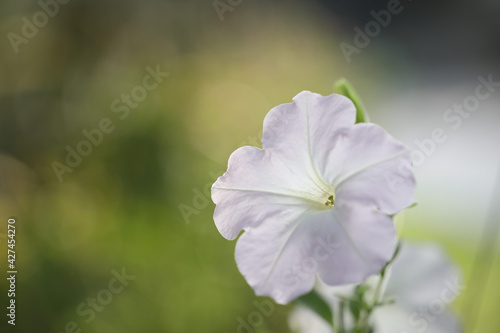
[1,0,499,332]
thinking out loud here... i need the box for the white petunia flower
[288,242,463,333]
[371,243,463,333]
[211,91,415,304]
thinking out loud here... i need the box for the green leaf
[375,298,396,307]
[334,78,369,123]
[295,290,333,326]
[349,299,361,321]
[354,284,369,298]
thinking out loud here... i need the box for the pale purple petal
[262,91,356,176]
[372,304,462,333]
[212,146,324,240]
[319,123,415,215]
[384,243,463,307]
[316,202,397,286]
[234,201,396,304]
[234,209,325,304]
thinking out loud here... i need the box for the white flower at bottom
[288,242,463,333]
[211,91,415,304]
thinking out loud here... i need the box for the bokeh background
[1,0,499,332]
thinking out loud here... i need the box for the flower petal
[234,201,396,304]
[234,209,324,304]
[316,202,397,286]
[319,123,415,215]
[212,146,322,240]
[384,243,462,307]
[372,304,462,333]
[262,91,356,190]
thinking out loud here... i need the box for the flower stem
[357,269,387,332]
[339,300,346,332]
[353,242,401,332]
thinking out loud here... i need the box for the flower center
[324,194,335,208]
[304,178,336,209]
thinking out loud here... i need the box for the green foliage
[295,290,334,326]
[334,78,370,124]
